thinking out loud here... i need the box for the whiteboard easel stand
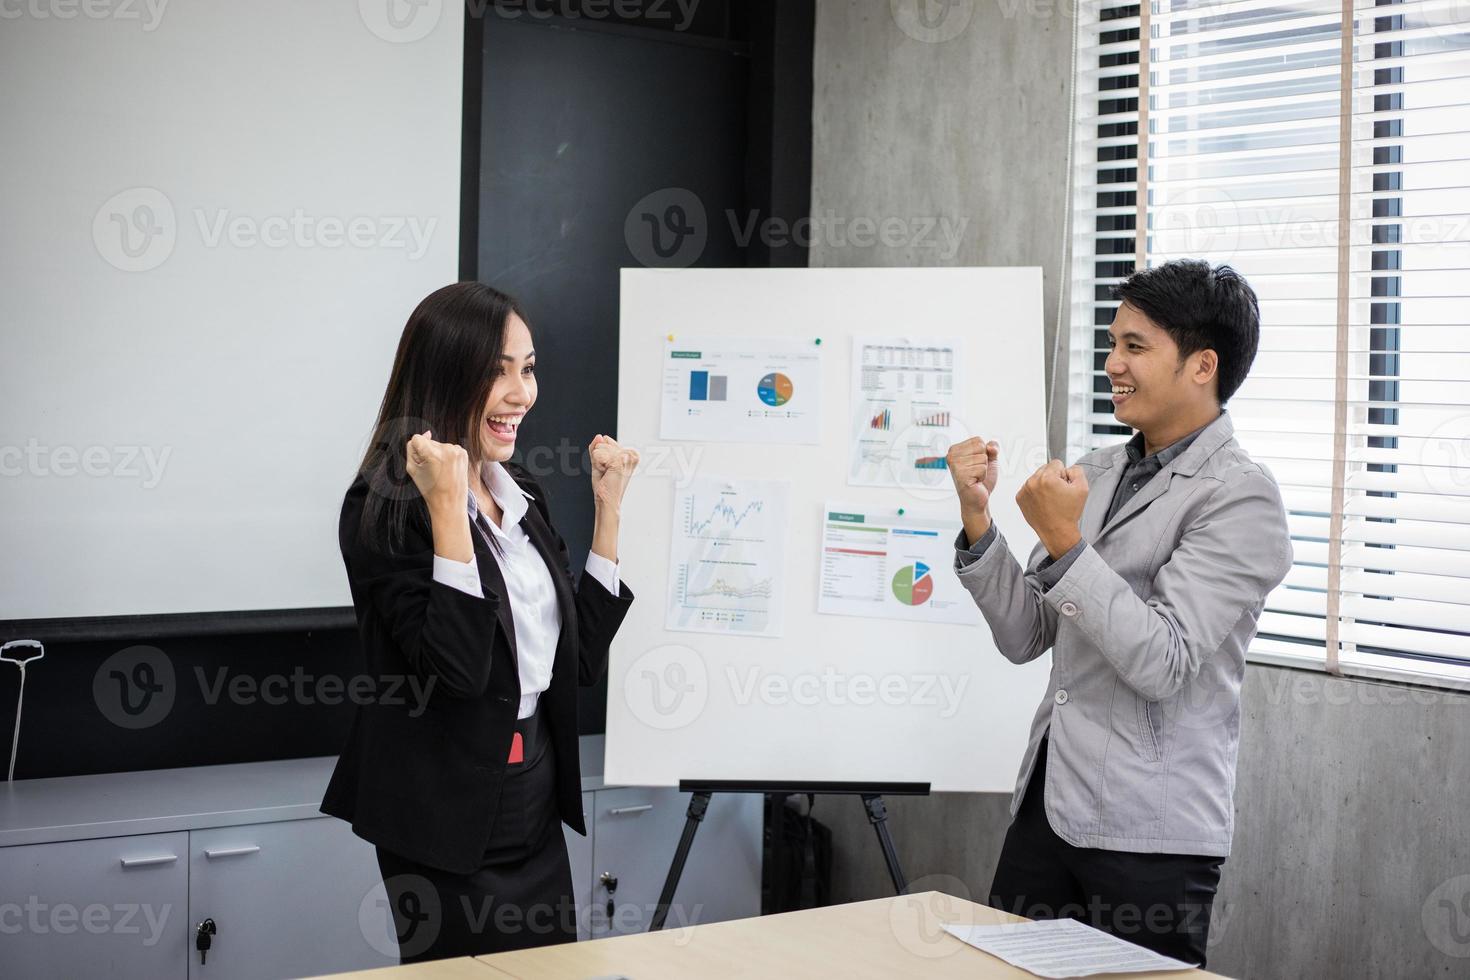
[647,778,931,932]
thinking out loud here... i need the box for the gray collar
[1101,410,1235,476]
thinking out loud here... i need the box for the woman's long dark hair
[356,282,527,553]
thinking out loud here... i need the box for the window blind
[1066,0,1470,680]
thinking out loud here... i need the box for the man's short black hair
[1111,259,1260,404]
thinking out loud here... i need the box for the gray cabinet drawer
[0,831,189,980]
[186,818,395,980]
[589,787,760,937]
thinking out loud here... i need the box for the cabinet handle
[608,804,654,816]
[120,854,178,869]
[204,845,262,859]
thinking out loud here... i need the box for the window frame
[1065,0,1470,691]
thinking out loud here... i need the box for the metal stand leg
[861,794,909,894]
[649,791,712,931]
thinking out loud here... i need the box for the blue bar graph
[689,370,709,401]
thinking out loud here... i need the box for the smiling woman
[355,283,527,551]
[324,281,640,962]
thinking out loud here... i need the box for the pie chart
[891,562,934,606]
[757,372,794,407]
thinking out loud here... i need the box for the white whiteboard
[606,268,1053,794]
[0,0,462,620]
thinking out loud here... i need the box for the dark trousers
[988,737,1224,968]
[374,709,577,963]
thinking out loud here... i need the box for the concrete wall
[810,3,1470,977]
[811,0,1073,455]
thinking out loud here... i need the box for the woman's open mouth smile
[485,413,523,444]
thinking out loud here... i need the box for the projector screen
[0,1,463,621]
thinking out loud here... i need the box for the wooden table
[311,893,1229,979]
[471,891,1230,979]
[307,957,496,980]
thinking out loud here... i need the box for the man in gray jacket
[947,260,1292,967]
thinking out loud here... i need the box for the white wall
[0,0,463,619]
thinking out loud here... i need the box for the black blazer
[320,462,634,874]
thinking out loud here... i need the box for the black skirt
[374,710,577,962]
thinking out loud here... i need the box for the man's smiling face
[1104,302,1218,437]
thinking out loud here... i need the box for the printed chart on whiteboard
[660,335,822,444]
[667,475,790,637]
[817,504,977,626]
[848,337,965,489]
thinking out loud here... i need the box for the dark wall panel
[477,18,754,732]
[0,628,359,780]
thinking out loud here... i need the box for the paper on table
[943,919,1196,978]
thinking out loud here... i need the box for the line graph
[686,577,774,600]
[687,497,766,537]
[668,476,789,637]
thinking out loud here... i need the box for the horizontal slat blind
[1066,0,1470,677]
[1067,1,1144,460]
[1340,0,1470,669]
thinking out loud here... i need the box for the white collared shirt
[431,462,619,719]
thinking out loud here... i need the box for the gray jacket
[955,412,1292,856]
